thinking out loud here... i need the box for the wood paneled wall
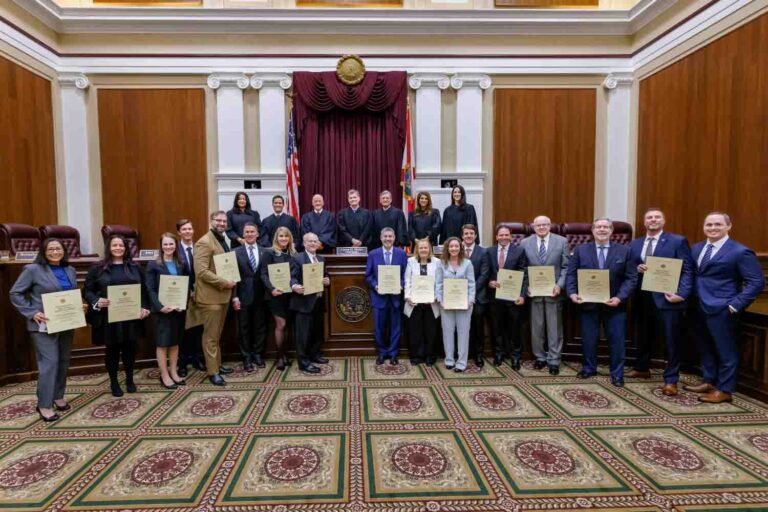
[637,13,768,252]
[98,89,208,249]
[0,56,57,226]
[493,88,596,227]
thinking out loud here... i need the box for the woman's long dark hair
[34,238,69,267]
[232,191,252,212]
[451,185,468,210]
[98,234,134,271]
[413,191,434,216]
[155,232,185,270]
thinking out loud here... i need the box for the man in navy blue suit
[628,208,694,396]
[365,227,408,365]
[566,218,638,387]
[685,212,764,403]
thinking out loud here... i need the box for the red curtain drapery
[292,71,408,214]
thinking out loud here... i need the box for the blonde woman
[260,226,296,370]
[436,237,475,372]
[404,238,441,366]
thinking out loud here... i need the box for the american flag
[400,101,415,214]
[285,108,300,221]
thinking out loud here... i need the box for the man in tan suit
[194,210,236,385]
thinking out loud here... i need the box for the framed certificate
[107,284,142,323]
[158,275,189,310]
[411,275,435,304]
[377,265,401,295]
[577,269,610,303]
[528,266,556,297]
[642,256,683,294]
[41,289,86,334]
[496,269,524,301]
[302,262,324,295]
[268,262,292,293]
[213,253,241,283]
[443,278,469,310]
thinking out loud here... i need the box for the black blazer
[260,249,293,298]
[145,260,189,313]
[467,245,491,304]
[289,252,328,313]
[487,244,528,300]
[337,207,373,247]
[408,210,441,246]
[83,263,147,345]
[234,244,267,306]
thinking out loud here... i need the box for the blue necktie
[385,251,391,265]
[538,238,546,264]
[185,247,193,272]
[598,246,606,269]
[700,244,714,268]
[248,246,257,272]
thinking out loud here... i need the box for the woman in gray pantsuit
[9,238,86,422]
[436,237,476,372]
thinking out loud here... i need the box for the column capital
[250,73,292,90]
[408,74,450,91]
[602,73,634,91]
[207,73,249,90]
[450,74,492,90]
[58,73,90,90]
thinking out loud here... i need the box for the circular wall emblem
[0,451,69,489]
[130,449,194,485]
[391,443,447,478]
[514,441,576,475]
[632,437,704,471]
[335,286,371,323]
[264,446,320,481]
[336,55,366,86]
[190,396,236,417]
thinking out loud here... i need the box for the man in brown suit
[194,210,236,385]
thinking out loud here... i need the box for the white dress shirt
[697,235,729,267]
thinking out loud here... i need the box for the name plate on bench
[137,249,159,261]
[336,247,368,256]
[14,251,38,261]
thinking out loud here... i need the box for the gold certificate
[107,284,142,323]
[41,289,86,334]
[159,275,189,310]
[577,269,610,303]
[411,275,435,304]
[528,266,556,297]
[213,253,241,283]
[377,265,401,295]
[302,262,324,295]
[268,262,292,293]
[496,269,524,301]
[443,278,469,310]
[642,256,683,294]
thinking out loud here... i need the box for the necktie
[498,246,505,269]
[248,246,257,271]
[185,247,193,272]
[598,246,606,269]
[644,237,655,262]
[465,247,471,259]
[538,238,546,263]
[700,243,714,268]
[385,251,391,265]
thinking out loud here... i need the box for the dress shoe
[454,367,465,373]
[548,365,560,376]
[53,401,71,412]
[475,357,485,368]
[125,382,137,393]
[243,362,254,372]
[159,378,177,390]
[576,371,595,380]
[312,356,329,364]
[533,360,547,370]
[110,383,124,397]
[390,357,399,366]
[219,366,234,375]
[661,383,678,396]
[445,364,455,370]
[493,354,503,366]
[611,378,625,388]
[425,358,435,367]
[254,355,266,368]
[699,390,732,403]
[375,355,385,365]
[193,360,207,372]
[172,378,186,386]
[410,358,422,366]
[276,358,286,371]
[177,367,188,378]
[627,369,651,379]
[510,359,521,371]
[209,374,227,386]
[36,407,59,422]
[300,364,321,374]
[683,382,715,394]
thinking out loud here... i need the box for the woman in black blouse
[408,191,441,249]
[226,191,263,249]
[440,185,479,243]
[260,226,296,371]
[84,235,150,397]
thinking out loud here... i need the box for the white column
[207,73,249,173]
[451,74,491,173]
[408,74,449,174]
[250,73,292,174]
[601,73,634,222]
[57,73,96,252]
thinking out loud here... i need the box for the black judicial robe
[337,207,373,247]
[408,210,441,246]
[262,213,300,247]
[441,204,479,243]
[300,210,337,249]
[370,207,408,248]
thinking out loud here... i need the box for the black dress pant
[469,302,488,359]
[409,304,439,362]
[491,300,523,360]
[237,301,269,359]
[294,300,325,365]
[179,325,203,366]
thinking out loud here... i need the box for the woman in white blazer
[404,238,440,366]
[436,237,476,372]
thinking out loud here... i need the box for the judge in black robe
[337,189,372,247]
[300,194,337,252]
[370,190,408,249]
[408,191,441,247]
[261,195,300,247]
[441,184,479,243]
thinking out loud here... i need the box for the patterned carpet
[2,357,768,511]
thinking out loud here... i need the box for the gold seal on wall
[336,55,366,86]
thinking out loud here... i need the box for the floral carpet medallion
[154,389,260,427]
[361,386,448,423]
[624,382,753,416]
[260,387,347,424]
[281,359,349,382]
[359,358,427,381]
[533,382,649,418]
[447,384,550,421]
[48,391,170,430]
[0,393,79,431]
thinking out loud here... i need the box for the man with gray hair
[371,190,408,249]
[566,217,637,387]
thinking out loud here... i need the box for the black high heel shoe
[171,378,186,386]
[53,401,71,412]
[159,378,177,390]
[36,407,60,422]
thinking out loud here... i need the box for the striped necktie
[248,245,257,271]
[538,238,546,263]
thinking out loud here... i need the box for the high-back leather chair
[560,222,593,253]
[495,222,531,246]
[610,221,633,246]
[101,224,140,259]
[39,225,97,259]
[0,223,41,256]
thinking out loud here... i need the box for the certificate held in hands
[642,256,683,294]
[528,266,556,297]
[496,269,524,301]
[444,278,469,310]
[268,262,292,292]
[42,289,86,334]
[377,265,401,295]
[213,253,241,283]
[411,275,435,304]
[302,262,324,295]
[159,275,189,310]
[108,284,142,323]
[577,269,610,303]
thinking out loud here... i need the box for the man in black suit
[462,224,490,367]
[232,223,268,371]
[300,194,337,253]
[371,190,408,249]
[290,232,331,373]
[176,219,205,378]
[262,195,300,247]
[337,189,373,248]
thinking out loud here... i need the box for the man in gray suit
[520,215,569,375]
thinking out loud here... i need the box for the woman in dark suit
[226,191,263,249]
[408,191,441,248]
[145,233,188,389]
[441,185,479,243]
[9,238,86,421]
[260,226,296,371]
[84,234,149,397]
